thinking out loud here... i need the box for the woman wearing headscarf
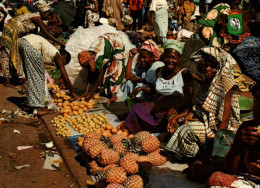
[120,39,164,107]
[0,0,65,87]
[125,39,193,134]
[78,33,126,103]
[165,46,241,161]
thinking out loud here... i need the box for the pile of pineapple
[79,129,167,188]
[51,112,110,137]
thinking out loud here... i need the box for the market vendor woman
[78,33,126,102]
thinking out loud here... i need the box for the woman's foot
[3,78,15,88]
[37,108,56,117]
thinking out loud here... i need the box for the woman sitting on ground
[78,33,125,103]
[165,46,241,161]
[125,39,193,134]
[208,84,260,187]
[120,39,164,108]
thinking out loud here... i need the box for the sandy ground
[0,84,78,188]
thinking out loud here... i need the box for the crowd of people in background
[0,0,260,186]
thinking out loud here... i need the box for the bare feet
[3,78,15,88]
[37,108,56,117]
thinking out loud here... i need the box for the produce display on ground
[78,130,167,188]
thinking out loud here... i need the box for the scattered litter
[43,153,62,170]
[0,110,34,123]
[45,141,54,149]
[17,146,33,150]
[14,164,30,170]
[9,152,17,158]
[13,129,20,134]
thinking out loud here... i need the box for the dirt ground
[0,84,79,188]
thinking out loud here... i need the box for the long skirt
[165,121,207,160]
[154,4,168,42]
[18,38,47,108]
[125,102,168,134]
[0,47,24,78]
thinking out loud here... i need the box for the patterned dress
[88,33,126,94]
[165,46,241,160]
[18,34,58,108]
[0,12,40,78]
[85,0,99,28]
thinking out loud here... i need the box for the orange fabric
[129,0,143,10]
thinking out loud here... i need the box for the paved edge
[41,113,92,188]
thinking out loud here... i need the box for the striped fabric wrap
[192,46,241,138]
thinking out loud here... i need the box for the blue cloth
[121,61,164,101]
[68,135,83,155]
[233,36,260,83]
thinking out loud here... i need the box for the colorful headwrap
[163,39,185,55]
[36,0,50,13]
[140,39,160,60]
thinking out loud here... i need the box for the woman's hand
[167,115,179,133]
[130,87,142,99]
[85,6,89,9]
[70,92,78,99]
[168,107,178,118]
[129,48,138,57]
[86,93,93,101]
[239,126,260,145]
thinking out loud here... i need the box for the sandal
[37,109,56,117]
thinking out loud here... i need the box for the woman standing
[150,0,168,43]
[125,39,193,134]
[103,0,124,30]
[18,34,71,116]
[78,33,126,102]
[165,46,241,160]
[0,0,65,87]
[85,0,99,28]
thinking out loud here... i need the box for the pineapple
[141,135,159,153]
[106,167,127,184]
[103,164,119,171]
[83,138,99,153]
[133,131,151,145]
[147,150,167,166]
[98,149,120,166]
[123,175,144,188]
[88,141,108,159]
[113,141,128,155]
[120,154,139,174]
[137,156,152,170]
[88,161,103,175]
[110,134,127,145]
[106,183,126,188]
[84,132,101,141]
